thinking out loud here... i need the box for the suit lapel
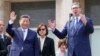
[0,36,3,41]
[42,37,47,52]
[17,27,23,42]
[69,20,76,36]
[18,28,30,42]
[24,29,30,41]
[3,35,7,41]
[69,19,82,36]
[74,20,83,36]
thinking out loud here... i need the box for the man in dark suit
[0,20,11,56]
[48,2,94,56]
[37,23,55,56]
[6,11,40,56]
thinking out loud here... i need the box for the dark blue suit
[6,24,40,56]
[53,17,94,56]
[0,35,11,56]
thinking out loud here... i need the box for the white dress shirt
[39,36,46,51]
[71,16,80,23]
[74,16,80,24]
[0,33,4,41]
[70,16,80,28]
[21,28,28,41]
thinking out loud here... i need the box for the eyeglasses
[39,28,46,31]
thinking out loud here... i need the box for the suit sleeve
[0,39,2,55]
[34,33,40,56]
[6,23,15,37]
[50,39,55,56]
[85,17,94,34]
[53,24,68,39]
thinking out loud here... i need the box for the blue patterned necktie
[74,17,78,29]
[71,19,75,36]
[71,17,78,35]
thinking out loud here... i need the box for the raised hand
[48,19,56,30]
[10,11,17,22]
[80,14,87,25]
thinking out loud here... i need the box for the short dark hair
[20,15,30,21]
[37,23,48,36]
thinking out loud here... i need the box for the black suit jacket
[0,35,11,56]
[39,37,55,56]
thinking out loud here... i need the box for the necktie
[71,17,78,36]
[71,19,75,36]
[22,29,25,41]
[74,17,78,29]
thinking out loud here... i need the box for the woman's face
[39,26,46,36]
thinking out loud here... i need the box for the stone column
[0,0,5,20]
[0,0,10,22]
[0,0,11,32]
[55,0,73,50]
[4,0,11,26]
[56,0,73,30]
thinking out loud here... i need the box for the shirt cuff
[9,20,14,24]
[52,28,56,32]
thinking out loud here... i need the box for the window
[85,0,100,26]
[11,1,55,28]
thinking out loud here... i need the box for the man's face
[0,21,4,32]
[72,7,81,16]
[19,18,30,29]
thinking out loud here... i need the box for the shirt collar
[0,33,4,39]
[39,36,46,41]
[75,16,80,22]
[71,16,80,22]
[21,27,28,32]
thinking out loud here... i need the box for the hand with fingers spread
[80,14,87,25]
[10,11,17,22]
[48,19,56,30]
